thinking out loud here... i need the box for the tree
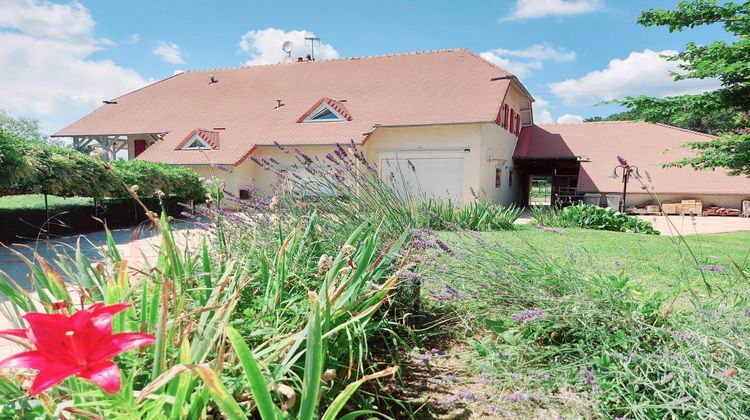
[0,109,47,142]
[592,1,750,175]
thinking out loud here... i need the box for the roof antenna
[304,33,320,60]
[281,41,293,64]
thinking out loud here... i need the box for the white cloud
[126,33,140,44]
[480,43,574,78]
[239,28,339,66]
[152,41,185,65]
[548,49,721,106]
[505,0,603,20]
[557,114,584,124]
[533,96,554,124]
[0,0,148,135]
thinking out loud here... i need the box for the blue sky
[0,0,730,134]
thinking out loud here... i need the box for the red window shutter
[510,109,515,133]
[516,114,521,135]
[504,105,509,129]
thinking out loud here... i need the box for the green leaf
[225,326,280,420]
[299,295,324,420]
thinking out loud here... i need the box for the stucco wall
[364,124,483,202]
[479,123,520,206]
[188,160,256,199]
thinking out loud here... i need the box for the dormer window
[177,129,220,150]
[183,135,212,150]
[297,98,352,123]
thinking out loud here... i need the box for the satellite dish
[282,41,293,53]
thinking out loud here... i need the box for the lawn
[413,226,750,418]
[440,226,750,293]
[0,194,93,210]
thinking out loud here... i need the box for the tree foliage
[591,1,750,176]
[0,129,206,201]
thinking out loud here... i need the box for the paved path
[0,221,205,359]
[639,214,750,236]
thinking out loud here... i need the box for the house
[54,49,750,210]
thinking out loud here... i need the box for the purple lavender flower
[407,159,416,172]
[295,148,313,164]
[580,368,604,394]
[697,264,726,273]
[511,308,548,324]
[400,270,420,281]
[435,239,453,255]
[273,141,284,150]
[214,164,231,172]
[505,391,526,402]
[413,353,431,364]
[269,157,279,165]
[617,156,628,166]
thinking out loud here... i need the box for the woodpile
[702,206,742,217]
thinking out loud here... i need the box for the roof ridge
[651,121,717,139]
[535,121,640,127]
[461,48,513,75]
[112,72,185,102]
[185,48,473,73]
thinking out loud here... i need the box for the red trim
[504,105,509,129]
[174,128,220,150]
[234,146,257,166]
[296,98,353,123]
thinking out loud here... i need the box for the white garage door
[380,151,464,202]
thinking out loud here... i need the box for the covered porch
[513,158,582,207]
[63,134,163,161]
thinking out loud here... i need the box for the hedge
[0,129,206,201]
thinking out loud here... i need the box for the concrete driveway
[639,214,750,236]
[0,219,203,290]
[0,220,205,358]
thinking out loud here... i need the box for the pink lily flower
[0,302,154,395]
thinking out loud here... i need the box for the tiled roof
[515,122,750,196]
[55,49,513,165]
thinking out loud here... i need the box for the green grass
[0,194,93,210]
[419,226,750,418]
[439,226,750,293]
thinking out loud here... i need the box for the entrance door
[133,139,147,157]
[529,176,552,205]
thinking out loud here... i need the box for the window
[239,188,251,200]
[299,99,350,123]
[503,104,509,129]
[181,134,212,150]
[495,168,502,188]
[509,109,515,133]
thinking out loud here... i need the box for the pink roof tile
[55,49,513,165]
[515,122,750,196]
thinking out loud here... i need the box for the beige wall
[188,160,256,199]
[479,123,520,206]
[186,122,523,205]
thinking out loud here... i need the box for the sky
[0,0,732,135]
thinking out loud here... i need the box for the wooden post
[44,192,50,238]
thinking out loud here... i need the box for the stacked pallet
[681,200,702,215]
[702,206,742,217]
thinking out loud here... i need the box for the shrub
[416,199,521,231]
[533,204,659,234]
[0,129,206,202]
